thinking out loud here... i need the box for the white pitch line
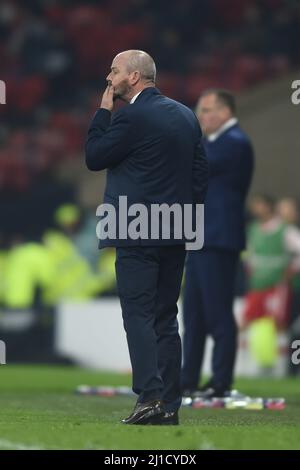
[0,438,44,450]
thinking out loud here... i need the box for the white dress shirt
[130,91,143,104]
[207,117,238,142]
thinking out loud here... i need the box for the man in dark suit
[85,50,208,424]
[181,89,254,399]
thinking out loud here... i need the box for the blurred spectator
[3,235,53,310]
[42,204,100,305]
[0,232,7,309]
[276,197,300,375]
[276,197,300,226]
[242,195,300,373]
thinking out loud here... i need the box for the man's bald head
[116,50,156,83]
[106,50,156,103]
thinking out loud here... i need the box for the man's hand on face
[100,82,114,112]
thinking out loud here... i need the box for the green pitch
[0,365,299,450]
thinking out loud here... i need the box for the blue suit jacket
[85,87,209,248]
[203,124,254,252]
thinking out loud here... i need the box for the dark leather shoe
[182,388,197,398]
[149,410,179,425]
[193,381,227,399]
[193,387,226,399]
[121,399,165,425]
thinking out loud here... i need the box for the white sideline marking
[0,438,44,450]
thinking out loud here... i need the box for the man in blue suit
[85,50,208,424]
[181,89,254,398]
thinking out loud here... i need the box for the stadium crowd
[1,0,299,193]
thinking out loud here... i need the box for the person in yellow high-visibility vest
[4,241,54,310]
[96,247,117,296]
[42,204,100,305]
[0,244,8,308]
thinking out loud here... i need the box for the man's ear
[130,71,141,86]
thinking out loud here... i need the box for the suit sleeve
[192,133,209,204]
[85,108,132,171]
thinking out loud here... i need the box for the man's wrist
[100,106,112,112]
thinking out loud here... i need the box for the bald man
[85,50,208,425]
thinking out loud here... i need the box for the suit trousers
[181,248,239,391]
[115,244,186,412]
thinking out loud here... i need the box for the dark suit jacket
[85,87,209,248]
[203,124,254,252]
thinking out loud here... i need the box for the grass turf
[0,365,299,450]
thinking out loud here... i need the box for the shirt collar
[130,91,143,104]
[207,117,238,142]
